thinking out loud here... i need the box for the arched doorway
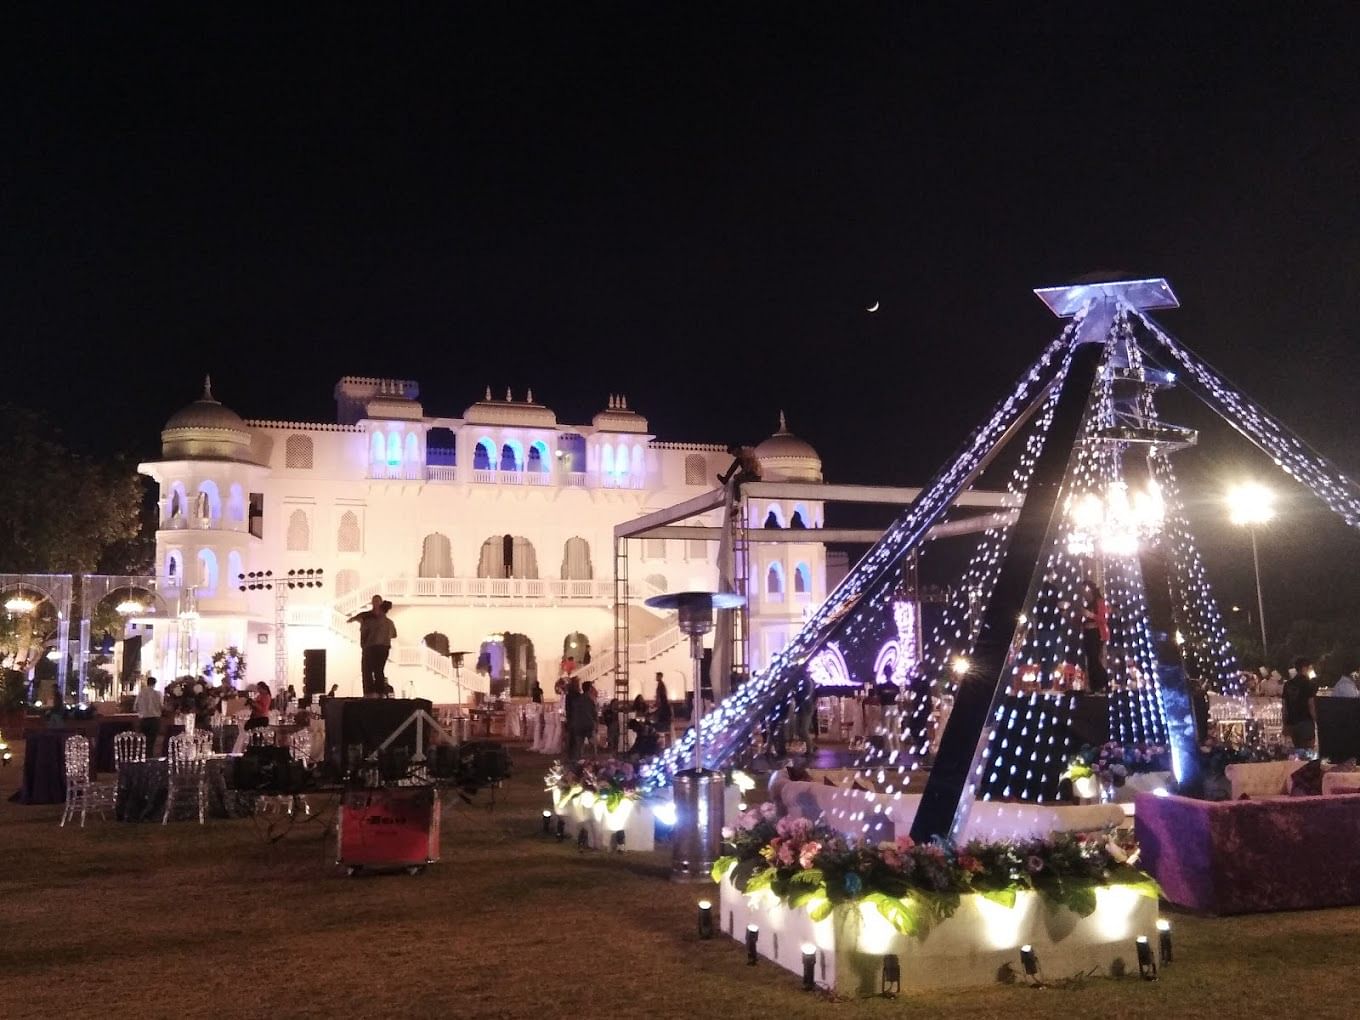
[419,533,454,577]
[560,537,592,580]
[477,535,539,579]
[562,632,591,671]
[423,631,450,656]
[477,632,536,697]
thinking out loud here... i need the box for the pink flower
[759,801,778,821]
[798,841,822,870]
[894,835,915,851]
[958,854,983,874]
[776,842,796,867]
[737,808,761,831]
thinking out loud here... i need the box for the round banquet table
[9,729,97,805]
[115,757,252,822]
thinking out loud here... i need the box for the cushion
[1288,759,1325,796]
[1225,759,1305,800]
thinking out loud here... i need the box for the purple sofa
[1135,791,1360,914]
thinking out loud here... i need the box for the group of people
[130,673,330,756]
[543,672,676,759]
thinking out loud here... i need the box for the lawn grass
[2,745,1359,1019]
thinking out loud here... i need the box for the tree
[0,404,148,574]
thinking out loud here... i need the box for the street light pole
[1228,481,1276,667]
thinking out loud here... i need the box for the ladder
[612,535,631,719]
[729,493,751,692]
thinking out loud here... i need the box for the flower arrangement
[545,758,642,811]
[210,646,246,688]
[712,810,1157,937]
[1063,741,1171,788]
[164,675,215,718]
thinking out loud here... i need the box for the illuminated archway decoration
[807,643,852,688]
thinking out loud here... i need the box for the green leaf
[1123,878,1164,902]
[808,897,834,922]
[743,868,774,894]
[866,892,920,936]
[1059,882,1098,918]
[979,887,1017,909]
[790,884,827,910]
[710,856,736,884]
[788,868,824,888]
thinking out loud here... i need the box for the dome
[592,393,649,434]
[754,411,822,482]
[462,386,558,428]
[161,377,255,461]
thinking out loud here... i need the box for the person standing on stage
[1081,578,1111,693]
[1283,657,1318,750]
[134,675,163,756]
[347,594,390,697]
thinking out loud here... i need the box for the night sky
[5,5,1359,632]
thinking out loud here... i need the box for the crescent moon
[866,301,880,312]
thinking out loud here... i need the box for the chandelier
[1066,480,1165,557]
[115,597,146,616]
[4,594,36,615]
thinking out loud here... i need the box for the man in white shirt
[134,675,163,755]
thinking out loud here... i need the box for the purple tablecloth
[9,729,95,805]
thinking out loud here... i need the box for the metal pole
[1251,527,1268,661]
[690,632,704,772]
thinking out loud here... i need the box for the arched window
[644,573,668,592]
[386,432,401,466]
[763,509,782,529]
[476,535,538,578]
[791,503,810,529]
[227,484,245,523]
[500,442,522,472]
[168,482,187,520]
[227,550,243,591]
[560,537,592,580]
[529,440,550,472]
[196,480,221,522]
[794,562,812,594]
[600,444,614,478]
[684,453,707,486]
[404,432,419,466]
[197,549,219,594]
[337,511,361,553]
[369,432,385,464]
[286,509,310,551]
[166,549,183,580]
[335,569,360,596]
[285,434,314,469]
[419,533,454,577]
[473,438,495,470]
[765,561,785,597]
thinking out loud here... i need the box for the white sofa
[1223,759,1305,800]
[773,777,1124,841]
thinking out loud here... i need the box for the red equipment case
[337,786,440,876]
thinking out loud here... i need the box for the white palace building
[137,377,833,702]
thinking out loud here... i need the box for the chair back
[288,728,312,764]
[247,726,276,748]
[64,735,92,782]
[113,730,146,767]
[167,732,195,763]
[193,731,213,758]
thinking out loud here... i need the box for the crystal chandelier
[1066,480,1165,557]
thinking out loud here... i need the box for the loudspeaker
[322,697,434,774]
[303,649,327,695]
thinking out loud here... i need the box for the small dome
[164,377,247,432]
[463,386,558,428]
[592,393,649,434]
[161,377,255,461]
[755,411,822,482]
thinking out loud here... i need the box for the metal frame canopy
[1033,277,1179,319]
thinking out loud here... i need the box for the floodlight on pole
[4,595,36,615]
[1227,482,1274,660]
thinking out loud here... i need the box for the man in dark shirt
[348,595,396,697]
[1283,656,1318,751]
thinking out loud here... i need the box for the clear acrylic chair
[167,732,196,762]
[287,728,312,765]
[60,735,115,828]
[193,730,213,759]
[113,730,147,769]
[163,758,208,825]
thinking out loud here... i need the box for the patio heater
[644,589,745,883]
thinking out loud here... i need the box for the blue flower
[843,872,863,895]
